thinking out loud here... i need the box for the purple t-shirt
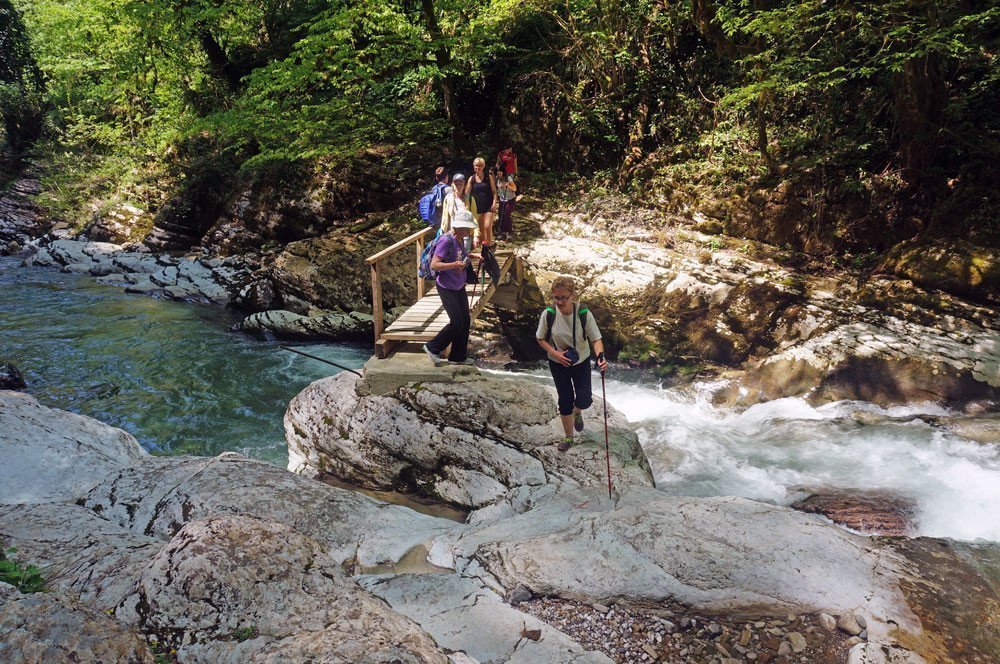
[434,234,467,291]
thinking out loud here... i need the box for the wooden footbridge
[366,227,523,358]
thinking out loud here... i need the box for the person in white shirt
[535,275,608,451]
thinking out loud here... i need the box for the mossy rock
[694,219,725,235]
[883,240,1000,303]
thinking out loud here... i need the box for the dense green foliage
[0,0,44,151]
[6,0,999,249]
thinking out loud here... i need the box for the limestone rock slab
[116,515,447,664]
[359,572,612,663]
[82,452,456,567]
[0,391,147,504]
[450,486,916,630]
[0,583,154,663]
[0,502,162,609]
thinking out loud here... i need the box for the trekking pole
[279,345,363,377]
[470,252,485,301]
[599,353,613,499]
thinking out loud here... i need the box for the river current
[0,256,366,465]
[3,257,999,542]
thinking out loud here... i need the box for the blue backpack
[419,232,467,280]
[419,230,445,280]
[418,183,449,226]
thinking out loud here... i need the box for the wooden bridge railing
[365,226,433,347]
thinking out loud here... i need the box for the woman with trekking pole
[536,276,608,452]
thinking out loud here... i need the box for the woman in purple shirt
[423,210,479,366]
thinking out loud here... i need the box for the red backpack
[497,148,518,175]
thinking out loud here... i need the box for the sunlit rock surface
[28,239,253,304]
[0,582,154,664]
[0,390,146,504]
[115,515,447,664]
[522,232,1000,408]
[285,353,653,507]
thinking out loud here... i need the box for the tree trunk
[198,29,245,89]
[894,54,946,188]
[421,0,469,154]
[756,89,776,173]
[618,3,663,187]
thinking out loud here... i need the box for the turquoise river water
[0,256,367,465]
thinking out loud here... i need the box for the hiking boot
[423,344,444,367]
[448,357,476,366]
[557,436,573,452]
[573,412,584,432]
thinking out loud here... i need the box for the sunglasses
[552,294,570,302]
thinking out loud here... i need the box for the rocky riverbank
[5,165,998,411]
[4,348,1000,662]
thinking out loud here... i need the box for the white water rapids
[599,377,1000,543]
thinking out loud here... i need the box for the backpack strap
[544,305,590,347]
[544,306,556,345]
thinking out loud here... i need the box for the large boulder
[234,308,373,341]
[0,391,147,504]
[81,453,457,567]
[116,515,447,664]
[261,222,422,316]
[285,354,653,509]
[883,239,1000,304]
[0,583,154,664]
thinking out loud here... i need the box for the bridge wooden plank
[374,250,519,355]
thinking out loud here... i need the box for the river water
[4,257,999,542]
[0,257,367,465]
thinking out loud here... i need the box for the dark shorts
[548,360,593,416]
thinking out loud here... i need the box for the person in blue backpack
[536,275,607,451]
[418,167,451,228]
[423,210,479,367]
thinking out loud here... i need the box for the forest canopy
[4,0,999,249]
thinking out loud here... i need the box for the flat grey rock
[0,391,146,504]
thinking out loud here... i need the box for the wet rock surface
[234,308,373,340]
[0,176,49,252]
[27,239,255,304]
[791,492,917,536]
[0,362,26,389]
[891,538,1000,663]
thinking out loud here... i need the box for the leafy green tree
[1,0,44,151]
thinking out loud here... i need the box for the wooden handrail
[366,226,433,265]
[368,225,435,350]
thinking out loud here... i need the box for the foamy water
[601,378,1000,542]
